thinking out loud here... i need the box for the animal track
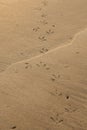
[46,29,54,35]
[40,48,48,53]
[49,88,63,97]
[33,27,40,32]
[50,74,61,82]
[64,104,78,113]
[24,62,32,69]
[38,35,47,41]
[40,20,48,25]
[33,0,56,46]
[36,61,50,70]
[50,113,63,124]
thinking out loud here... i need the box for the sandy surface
[0,0,87,130]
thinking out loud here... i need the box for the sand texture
[0,0,87,130]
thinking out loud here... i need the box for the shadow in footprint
[52,25,56,28]
[76,51,80,54]
[10,125,16,129]
[66,95,70,100]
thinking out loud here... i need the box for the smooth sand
[0,0,87,130]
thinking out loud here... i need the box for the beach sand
[0,0,87,130]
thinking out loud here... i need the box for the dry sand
[0,0,87,130]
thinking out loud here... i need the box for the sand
[0,0,87,130]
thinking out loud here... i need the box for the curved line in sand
[3,28,87,71]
